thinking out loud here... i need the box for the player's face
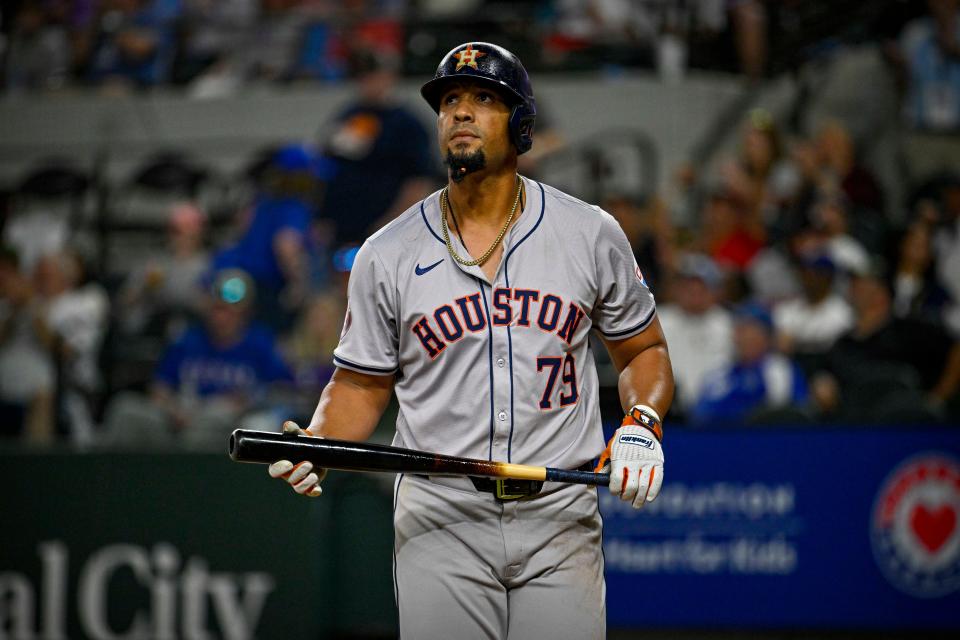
[437,81,513,168]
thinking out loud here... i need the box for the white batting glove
[267,421,327,498]
[597,406,665,509]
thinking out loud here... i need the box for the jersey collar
[419,175,540,285]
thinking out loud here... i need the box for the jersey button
[497,357,505,368]
[498,411,507,421]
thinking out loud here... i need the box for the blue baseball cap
[271,143,335,179]
[733,302,774,333]
[799,253,836,273]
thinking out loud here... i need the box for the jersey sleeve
[332,241,400,375]
[591,211,657,340]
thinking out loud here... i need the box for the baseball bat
[228,429,610,486]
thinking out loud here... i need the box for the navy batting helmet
[421,42,536,154]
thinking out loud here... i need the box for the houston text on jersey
[411,288,586,359]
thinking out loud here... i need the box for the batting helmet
[421,42,536,154]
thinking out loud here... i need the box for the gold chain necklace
[440,176,522,267]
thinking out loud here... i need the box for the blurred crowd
[628,108,960,427]
[4,0,956,111]
[0,0,958,449]
[0,46,437,447]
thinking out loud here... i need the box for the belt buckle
[495,479,527,501]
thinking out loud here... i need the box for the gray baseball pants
[393,473,606,639]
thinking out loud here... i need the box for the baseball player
[269,42,674,639]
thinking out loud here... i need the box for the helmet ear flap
[509,104,536,155]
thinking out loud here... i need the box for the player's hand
[267,421,328,497]
[595,406,664,509]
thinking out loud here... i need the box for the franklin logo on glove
[618,433,655,449]
[595,404,666,509]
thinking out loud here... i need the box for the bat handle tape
[546,468,610,485]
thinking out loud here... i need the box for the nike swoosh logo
[415,259,444,276]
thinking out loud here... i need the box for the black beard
[445,149,486,183]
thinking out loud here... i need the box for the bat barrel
[229,429,611,486]
[229,429,504,477]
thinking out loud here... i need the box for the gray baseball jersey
[333,176,657,469]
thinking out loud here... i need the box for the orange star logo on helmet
[454,45,486,71]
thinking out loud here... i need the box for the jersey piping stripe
[503,181,546,462]
[597,306,657,338]
[392,474,403,637]
[504,180,546,264]
[332,354,398,374]
[478,281,496,461]
[419,198,445,244]
[505,316,515,463]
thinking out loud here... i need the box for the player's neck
[446,168,522,226]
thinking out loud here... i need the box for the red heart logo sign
[910,504,957,554]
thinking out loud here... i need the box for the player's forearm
[617,344,675,422]
[602,319,675,422]
[307,368,394,442]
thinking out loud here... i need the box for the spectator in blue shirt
[692,303,809,424]
[212,144,324,331]
[102,269,293,449]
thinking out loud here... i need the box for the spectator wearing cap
[211,143,320,331]
[101,269,293,449]
[692,303,809,424]
[658,253,733,417]
[316,48,436,246]
[813,259,960,421]
[773,254,853,358]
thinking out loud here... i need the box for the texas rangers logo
[636,265,647,287]
[454,45,486,71]
[871,453,960,597]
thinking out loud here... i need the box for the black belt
[469,461,595,502]
[469,477,543,501]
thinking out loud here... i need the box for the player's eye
[477,92,495,104]
[442,92,459,106]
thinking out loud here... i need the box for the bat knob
[227,430,239,460]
